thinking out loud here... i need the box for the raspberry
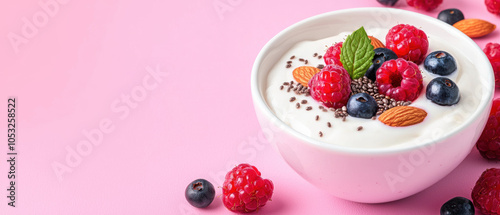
[476,98,500,160]
[324,42,343,66]
[486,0,500,15]
[376,58,423,101]
[222,164,273,213]
[471,168,500,215]
[308,64,351,109]
[484,43,500,88]
[407,0,443,11]
[386,24,429,65]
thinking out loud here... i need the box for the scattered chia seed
[317,64,325,69]
[306,106,312,111]
[290,55,295,59]
[305,60,308,64]
[299,58,305,62]
[287,61,292,64]
[301,100,307,104]
[313,53,318,57]
[296,103,300,109]
[318,55,322,59]
[316,115,319,121]
[327,122,331,128]
[319,131,323,137]
[351,76,411,116]
[286,64,292,68]
[280,85,284,90]
[290,97,296,102]
[357,126,363,131]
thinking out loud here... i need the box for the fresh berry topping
[486,0,500,15]
[476,98,500,160]
[440,197,475,215]
[407,0,443,11]
[309,65,352,108]
[185,179,216,208]
[377,0,399,6]
[386,24,429,64]
[471,168,500,215]
[426,77,460,106]
[346,93,378,119]
[324,42,343,66]
[365,48,399,81]
[438,9,465,25]
[424,51,457,76]
[376,58,423,101]
[484,43,500,87]
[222,164,274,213]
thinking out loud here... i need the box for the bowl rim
[251,7,494,155]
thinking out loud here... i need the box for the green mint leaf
[340,27,375,79]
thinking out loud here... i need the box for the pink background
[0,0,499,214]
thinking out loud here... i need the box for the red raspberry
[324,42,343,66]
[386,24,429,65]
[471,168,500,215]
[376,58,423,101]
[486,0,500,15]
[407,0,443,11]
[222,164,273,213]
[476,98,500,160]
[308,64,351,109]
[484,43,500,88]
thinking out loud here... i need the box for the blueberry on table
[440,196,475,215]
[376,0,398,6]
[365,48,399,82]
[347,93,378,119]
[438,9,465,25]
[424,51,457,76]
[426,77,460,106]
[185,179,215,208]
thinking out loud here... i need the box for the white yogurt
[265,28,481,149]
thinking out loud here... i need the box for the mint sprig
[340,27,374,79]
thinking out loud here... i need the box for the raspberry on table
[308,64,352,109]
[222,163,274,213]
[484,43,500,88]
[376,58,423,102]
[476,98,500,160]
[471,168,500,215]
[324,42,343,66]
[386,24,429,65]
[486,0,500,15]
[407,0,443,11]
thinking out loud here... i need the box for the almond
[293,66,321,87]
[378,106,427,127]
[368,36,385,49]
[453,19,496,38]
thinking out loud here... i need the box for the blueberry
[347,93,378,119]
[424,51,457,76]
[440,197,475,215]
[438,9,465,25]
[376,0,398,6]
[185,179,215,208]
[426,77,460,106]
[365,48,399,81]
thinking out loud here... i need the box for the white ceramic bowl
[251,8,494,203]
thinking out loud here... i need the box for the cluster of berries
[309,24,460,121]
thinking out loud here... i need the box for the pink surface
[0,0,499,214]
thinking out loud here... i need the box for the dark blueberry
[426,77,460,106]
[185,179,215,208]
[440,197,475,215]
[365,48,399,81]
[347,93,378,119]
[424,51,457,76]
[376,0,398,6]
[438,9,465,25]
